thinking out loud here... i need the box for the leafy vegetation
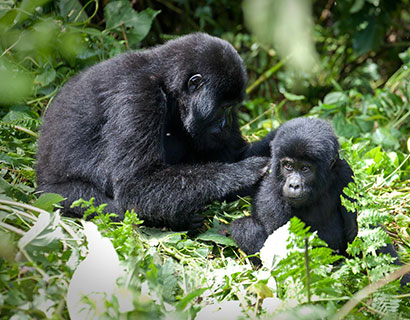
[1,0,410,319]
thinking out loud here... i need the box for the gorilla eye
[282,161,293,171]
[188,74,202,91]
[301,166,310,173]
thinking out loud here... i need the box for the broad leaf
[33,193,65,212]
[104,1,159,48]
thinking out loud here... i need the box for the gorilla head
[270,118,340,207]
[159,33,247,150]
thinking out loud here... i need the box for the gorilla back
[36,33,273,230]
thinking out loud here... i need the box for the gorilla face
[280,157,317,207]
[161,33,247,150]
[180,74,242,150]
[271,118,340,208]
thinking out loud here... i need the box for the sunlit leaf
[372,127,400,149]
[283,91,305,101]
[33,193,65,212]
[324,92,346,105]
[18,211,64,250]
[0,59,33,105]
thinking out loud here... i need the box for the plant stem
[304,237,311,304]
[246,59,286,95]
[0,221,25,235]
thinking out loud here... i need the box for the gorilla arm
[230,216,268,256]
[115,157,268,230]
[230,177,292,255]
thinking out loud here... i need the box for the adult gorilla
[36,33,273,231]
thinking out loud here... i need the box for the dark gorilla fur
[36,33,274,231]
[231,118,357,255]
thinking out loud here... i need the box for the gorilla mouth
[286,195,309,207]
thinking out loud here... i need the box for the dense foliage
[1,0,409,319]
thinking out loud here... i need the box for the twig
[1,35,21,57]
[157,0,183,14]
[318,0,335,23]
[120,22,129,50]
[0,199,46,214]
[240,103,276,130]
[12,125,38,138]
[332,264,410,320]
[235,289,257,319]
[246,59,286,95]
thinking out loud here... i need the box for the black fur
[231,118,358,255]
[36,33,274,230]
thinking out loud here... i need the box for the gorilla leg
[230,216,268,256]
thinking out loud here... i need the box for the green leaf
[353,19,383,55]
[0,177,12,194]
[332,114,361,138]
[251,281,273,299]
[283,91,305,101]
[104,1,159,47]
[323,92,346,105]
[2,106,32,122]
[0,64,33,105]
[35,67,56,87]
[0,153,14,165]
[197,228,237,247]
[57,0,88,22]
[18,211,64,250]
[157,259,179,302]
[176,288,208,311]
[0,0,14,20]
[350,0,365,13]
[33,193,65,212]
[372,127,399,149]
[354,117,373,133]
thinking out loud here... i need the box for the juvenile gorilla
[36,33,274,230]
[231,118,358,255]
[232,117,410,286]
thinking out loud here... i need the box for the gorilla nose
[286,181,303,199]
[289,183,300,191]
